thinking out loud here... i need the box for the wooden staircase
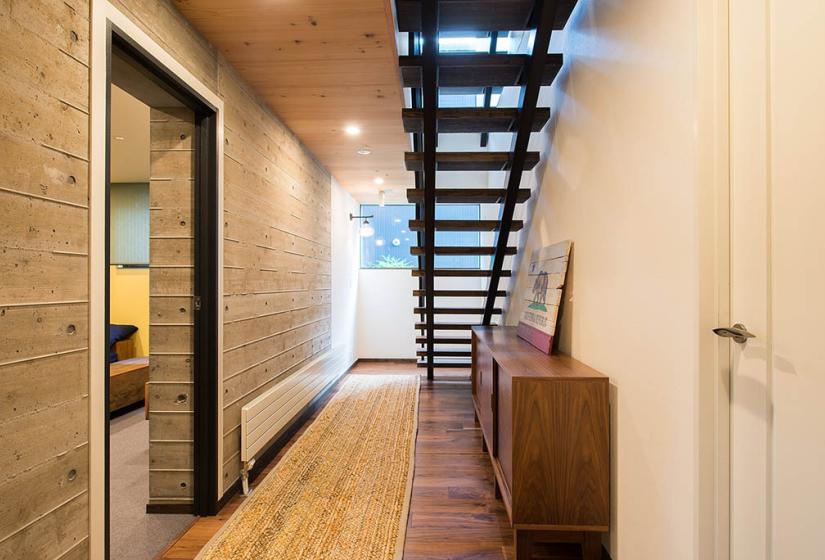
[402,108,551,133]
[408,220,524,231]
[401,0,576,378]
[404,151,541,171]
[406,188,531,204]
[395,0,579,32]
[399,53,564,88]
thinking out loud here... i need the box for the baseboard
[355,358,417,363]
[146,503,194,514]
[215,366,350,511]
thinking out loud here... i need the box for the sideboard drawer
[474,340,495,447]
[496,366,513,494]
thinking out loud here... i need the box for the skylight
[435,31,525,54]
[438,35,490,53]
[439,87,503,108]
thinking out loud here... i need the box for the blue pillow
[109,324,138,362]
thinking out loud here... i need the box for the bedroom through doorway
[102,29,219,558]
[107,46,197,560]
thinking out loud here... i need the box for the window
[360,204,417,269]
[110,182,149,265]
[435,31,530,109]
[437,31,524,55]
[359,204,481,269]
[439,87,502,109]
[438,32,491,54]
[434,205,481,269]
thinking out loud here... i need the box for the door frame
[697,0,732,558]
[90,4,225,558]
[107,24,220,516]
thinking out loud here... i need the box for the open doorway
[104,30,219,559]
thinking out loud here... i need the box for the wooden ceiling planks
[172,0,412,199]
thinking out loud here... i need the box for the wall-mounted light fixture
[379,190,386,207]
[349,213,375,238]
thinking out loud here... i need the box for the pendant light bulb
[360,219,375,238]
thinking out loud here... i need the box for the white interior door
[728,1,825,558]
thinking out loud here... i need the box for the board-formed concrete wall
[148,105,196,505]
[0,0,92,557]
[0,0,331,556]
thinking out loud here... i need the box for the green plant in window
[374,254,414,269]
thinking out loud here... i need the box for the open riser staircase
[399,0,576,378]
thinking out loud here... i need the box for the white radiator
[240,350,350,494]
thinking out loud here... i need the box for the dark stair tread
[416,350,472,357]
[413,289,507,297]
[411,269,512,277]
[416,323,486,330]
[416,361,471,368]
[410,246,516,256]
[405,151,540,172]
[407,188,530,204]
[400,53,563,88]
[416,337,472,344]
[396,0,579,32]
[402,107,550,134]
[415,307,502,314]
[409,219,523,232]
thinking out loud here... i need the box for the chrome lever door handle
[713,323,756,344]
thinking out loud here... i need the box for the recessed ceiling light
[357,147,372,156]
[344,124,361,136]
[373,177,384,185]
[114,136,125,141]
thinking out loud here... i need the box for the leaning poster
[516,240,571,354]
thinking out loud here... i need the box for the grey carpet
[109,408,193,560]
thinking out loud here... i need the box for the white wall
[355,167,505,360]
[330,178,360,366]
[357,269,417,359]
[506,2,703,559]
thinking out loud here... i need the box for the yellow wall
[109,265,149,357]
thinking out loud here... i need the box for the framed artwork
[516,240,571,354]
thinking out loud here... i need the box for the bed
[109,325,149,412]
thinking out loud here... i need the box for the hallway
[4,0,825,558]
[161,363,512,558]
[162,363,595,559]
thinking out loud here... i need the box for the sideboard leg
[582,532,602,560]
[494,479,501,499]
[515,530,533,560]
[481,437,488,453]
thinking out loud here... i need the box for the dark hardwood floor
[405,376,514,559]
[159,362,590,559]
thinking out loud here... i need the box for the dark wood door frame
[104,22,220,556]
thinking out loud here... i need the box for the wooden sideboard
[471,326,610,560]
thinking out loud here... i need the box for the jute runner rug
[197,374,420,560]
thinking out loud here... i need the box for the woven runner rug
[197,374,420,560]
